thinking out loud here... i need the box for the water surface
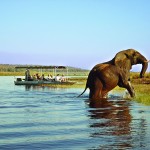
[0,76,150,149]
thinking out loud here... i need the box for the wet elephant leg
[89,78,103,100]
[118,70,135,97]
[126,81,135,97]
[119,80,135,97]
[89,87,101,100]
[101,90,109,98]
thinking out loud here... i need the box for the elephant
[78,49,148,100]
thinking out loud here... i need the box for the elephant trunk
[140,59,148,78]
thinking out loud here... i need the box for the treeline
[0,64,16,72]
[0,64,88,72]
[0,64,89,76]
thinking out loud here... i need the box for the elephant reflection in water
[88,99,148,149]
[88,99,132,149]
[89,99,131,135]
[79,49,148,100]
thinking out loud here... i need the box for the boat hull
[14,80,76,86]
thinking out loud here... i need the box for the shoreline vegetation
[0,64,150,105]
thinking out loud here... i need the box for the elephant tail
[77,85,88,98]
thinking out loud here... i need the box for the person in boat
[32,74,37,80]
[41,74,47,81]
[60,74,66,82]
[25,69,31,81]
[47,74,50,80]
[47,74,54,81]
[55,74,61,82]
[36,73,41,80]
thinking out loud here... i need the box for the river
[0,76,150,150]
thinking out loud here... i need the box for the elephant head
[113,49,148,78]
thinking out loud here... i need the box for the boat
[14,65,76,86]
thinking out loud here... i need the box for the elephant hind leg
[89,79,103,100]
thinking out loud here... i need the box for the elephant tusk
[144,60,150,63]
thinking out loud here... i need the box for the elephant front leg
[119,80,135,97]
[126,81,135,97]
[118,71,135,97]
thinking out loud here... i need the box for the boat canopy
[15,65,67,69]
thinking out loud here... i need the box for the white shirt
[55,76,61,82]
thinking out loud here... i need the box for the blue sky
[0,0,150,71]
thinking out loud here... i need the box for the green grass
[0,72,24,76]
[131,73,150,105]
[132,84,150,105]
[109,83,150,105]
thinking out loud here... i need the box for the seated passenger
[47,74,53,80]
[32,74,37,80]
[36,73,41,80]
[55,74,61,82]
[41,74,47,81]
[61,74,66,82]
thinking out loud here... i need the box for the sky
[0,0,150,71]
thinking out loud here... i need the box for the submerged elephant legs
[89,78,110,100]
[89,88,108,100]
[89,81,135,100]
[88,75,135,100]
[89,78,102,100]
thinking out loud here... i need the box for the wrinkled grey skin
[79,49,148,100]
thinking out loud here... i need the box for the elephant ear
[114,52,132,70]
